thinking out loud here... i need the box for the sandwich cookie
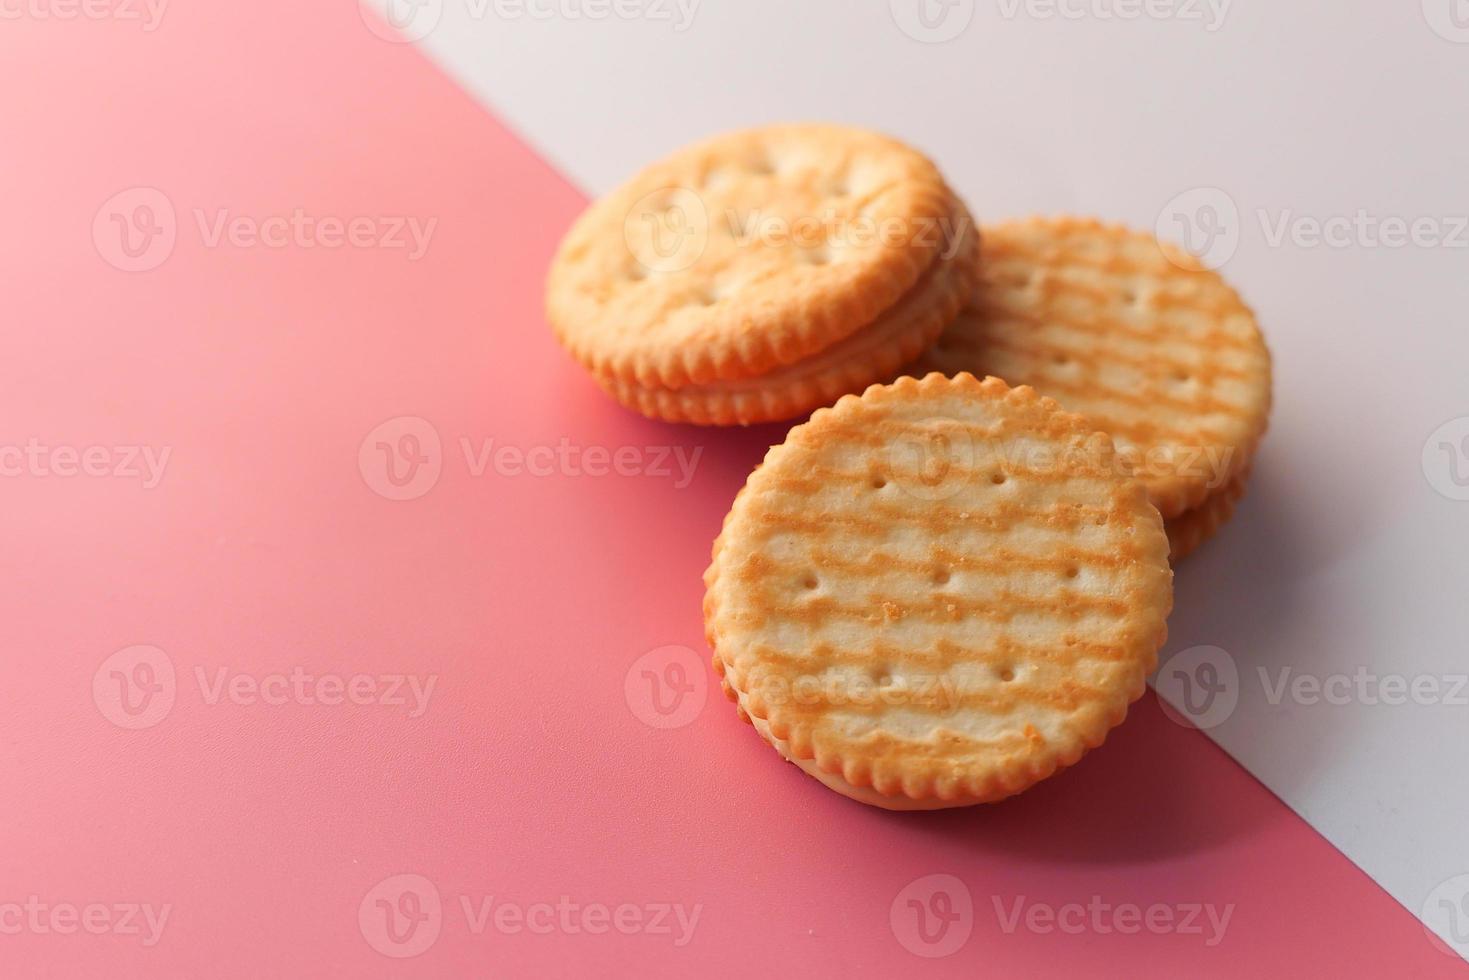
[704,373,1173,808]
[547,124,979,425]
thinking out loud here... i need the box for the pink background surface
[0,3,1462,976]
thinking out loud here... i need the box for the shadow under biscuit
[874,694,1270,865]
[868,470,1305,861]
[1160,462,1334,807]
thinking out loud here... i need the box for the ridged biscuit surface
[911,217,1271,518]
[547,124,966,389]
[598,211,979,425]
[704,373,1173,808]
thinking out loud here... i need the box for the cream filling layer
[620,219,979,399]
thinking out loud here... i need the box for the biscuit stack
[546,125,977,426]
[910,216,1272,559]
[546,124,1273,809]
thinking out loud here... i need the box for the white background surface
[376,0,1469,952]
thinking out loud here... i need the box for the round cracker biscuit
[547,124,966,390]
[704,373,1173,808]
[911,216,1271,519]
[1166,465,1251,563]
[597,211,979,425]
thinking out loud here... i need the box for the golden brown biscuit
[546,124,976,424]
[911,216,1271,518]
[1166,465,1251,562]
[704,373,1173,808]
[597,214,978,425]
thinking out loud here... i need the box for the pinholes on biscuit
[546,124,979,425]
[704,374,1173,809]
[911,216,1271,519]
